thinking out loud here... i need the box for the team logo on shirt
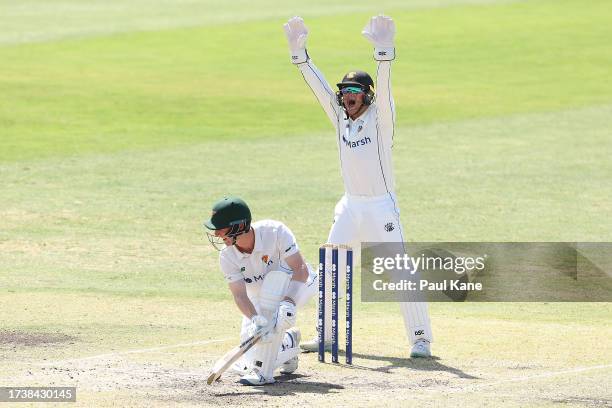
[261,255,273,266]
[384,222,395,232]
[342,134,372,148]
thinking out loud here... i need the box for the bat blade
[206,330,265,385]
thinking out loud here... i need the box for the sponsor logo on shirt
[342,134,372,149]
[261,255,273,266]
[285,243,296,253]
[244,274,265,284]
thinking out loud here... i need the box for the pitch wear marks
[219,220,299,298]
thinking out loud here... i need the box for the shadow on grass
[350,352,479,379]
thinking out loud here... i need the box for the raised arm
[284,16,341,128]
[363,15,396,140]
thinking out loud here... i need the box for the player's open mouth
[348,100,356,106]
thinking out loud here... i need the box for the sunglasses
[340,87,364,95]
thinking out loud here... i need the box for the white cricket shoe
[239,368,275,386]
[410,339,431,358]
[280,356,298,374]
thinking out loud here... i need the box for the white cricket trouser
[325,193,433,345]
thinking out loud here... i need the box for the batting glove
[362,15,396,61]
[247,315,268,338]
[283,16,309,64]
[277,300,297,331]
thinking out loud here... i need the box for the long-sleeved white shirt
[298,60,396,197]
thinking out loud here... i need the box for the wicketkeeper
[204,196,318,385]
[284,15,433,357]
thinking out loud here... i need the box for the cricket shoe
[239,368,275,386]
[280,356,299,374]
[280,327,301,374]
[299,337,331,353]
[410,339,431,358]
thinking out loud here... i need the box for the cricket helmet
[336,70,375,106]
[204,197,252,250]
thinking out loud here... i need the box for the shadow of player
[349,352,479,379]
[212,374,344,397]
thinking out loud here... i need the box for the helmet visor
[340,86,364,95]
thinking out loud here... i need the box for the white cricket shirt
[298,60,396,197]
[218,219,299,298]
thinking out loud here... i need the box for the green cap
[203,197,251,231]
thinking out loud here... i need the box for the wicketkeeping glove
[283,16,309,64]
[362,15,396,61]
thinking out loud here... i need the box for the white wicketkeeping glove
[283,16,309,64]
[277,300,297,331]
[362,15,396,61]
[247,315,268,338]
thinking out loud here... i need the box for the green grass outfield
[1,0,611,406]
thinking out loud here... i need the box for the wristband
[374,47,395,61]
[290,48,309,64]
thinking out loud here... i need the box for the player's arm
[284,16,341,128]
[220,256,257,318]
[363,15,396,140]
[282,251,309,306]
[228,280,257,319]
[276,223,308,305]
[274,250,307,333]
[285,251,308,283]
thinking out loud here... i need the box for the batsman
[284,15,433,357]
[204,197,318,385]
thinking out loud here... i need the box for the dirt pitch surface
[3,331,611,407]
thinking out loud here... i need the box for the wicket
[318,244,353,364]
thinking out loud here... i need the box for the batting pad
[252,270,291,379]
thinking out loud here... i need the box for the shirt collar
[348,106,371,126]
